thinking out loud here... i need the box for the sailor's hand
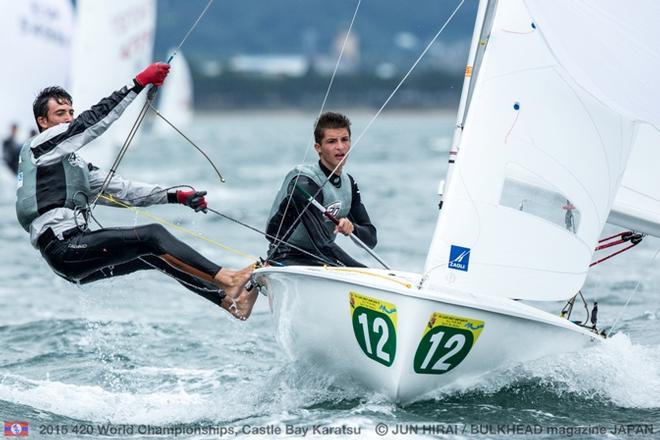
[174,189,208,213]
[335,218,354,236]
[135,62,170,87]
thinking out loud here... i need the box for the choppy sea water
[1,112,659,439]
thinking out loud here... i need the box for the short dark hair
[314,112,351,144]
[33,86,72,132]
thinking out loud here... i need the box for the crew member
[266,112,377,266]
[16,63,258,320]
[3,123,20,173]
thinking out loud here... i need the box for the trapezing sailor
[15,62,258,320]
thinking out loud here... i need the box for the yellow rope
[98,194,257,261]
[323,266,412,289]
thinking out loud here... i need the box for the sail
[153,50,194,136]
[423,0,660,301]
[608,124,660,237]
[70,0,156,167]
[0,0,73,138]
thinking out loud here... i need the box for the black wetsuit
[37,224,224,305]
[266,161,377,267]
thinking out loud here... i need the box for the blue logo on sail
[448,245,471,272]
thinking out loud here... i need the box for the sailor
[2,123,20,173]
[266,111,377,266]
[16,63,258,320]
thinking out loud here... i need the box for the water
[1,112,659,439]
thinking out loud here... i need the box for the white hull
[255,266,601,403]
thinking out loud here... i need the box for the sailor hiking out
[16,62,258,320]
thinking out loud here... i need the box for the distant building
[229,54,308,77]
[313,29,360,75]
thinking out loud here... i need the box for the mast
[438,0,497,209]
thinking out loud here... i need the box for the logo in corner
[448,245,470,272]
[4,421,29,437]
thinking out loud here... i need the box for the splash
[425,333,660,409]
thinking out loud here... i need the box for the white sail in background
[154,50,194,136]
[0,0,73,139]
[608,124,660,237]
[70,0,156,168]
[423,0,660,301]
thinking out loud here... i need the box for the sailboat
[70,0,156,168]
[153,50,194,136]
[254,0,660,403]
[0,0,73,189]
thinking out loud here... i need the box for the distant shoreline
[194,107,457,117]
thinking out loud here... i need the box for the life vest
[268,162,352,250]
[15,140,92,231]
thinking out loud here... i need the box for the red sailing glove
[170,190,208,212]
[135,62,170,87]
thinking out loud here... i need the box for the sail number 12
[350,292,397,368]
[413,312,484,375]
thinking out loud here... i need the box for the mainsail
[0,0,73,138]
[70,0,156,167]
[424,0,660,301]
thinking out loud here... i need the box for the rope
[590,231,644,267]
[205,207,338,266]
[323,266,412,289]
[92,0,216,208]
[149,102,225,182]
[270,0,362,259]
[607,245,660,337]
[97,194,336,267]
[92,98,151,208]
[98,194,256,260]
[267,0,465,263]
[168,0,215,63]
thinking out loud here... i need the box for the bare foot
[214,264,254,298]
[219,288,259,321]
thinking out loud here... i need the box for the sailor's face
[315,127,351,174]
[38,98,74,131]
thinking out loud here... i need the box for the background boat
[0,0,73,195]
[70,0,156,169]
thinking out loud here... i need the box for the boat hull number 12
[349,292,484,373]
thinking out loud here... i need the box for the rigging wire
[267,0,466,264]
[168,0,215,64]
[98,194,257,260]
[92,0,216,208]
[270,0,362,259]
[607,244,660,337]
[149,103,225,182]
[95,194,336,267]
[92,99,151,208]
[205,207,338,266]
